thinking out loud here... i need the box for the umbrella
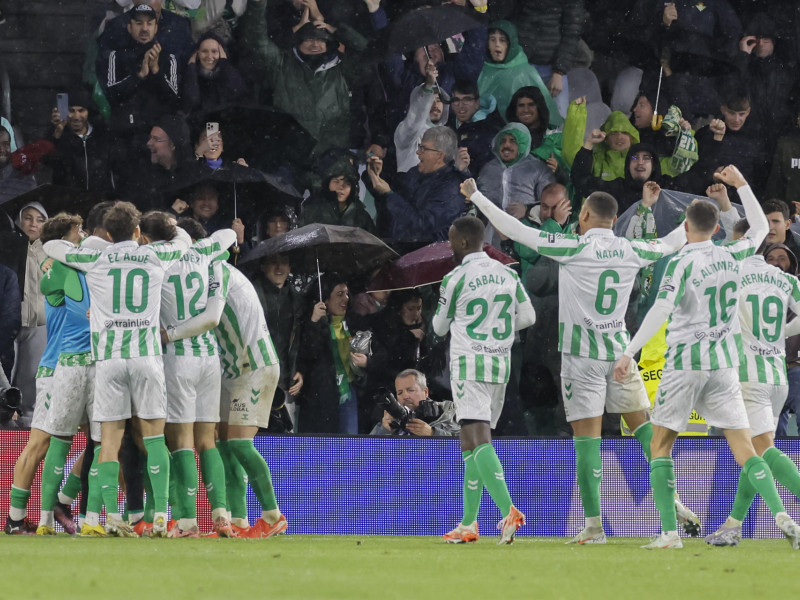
[187,105,317,172]
[238,224,399,282]
[0,183,104,220]
[387,4,486,56]
[367,242,517,293]
[166,164,302,220]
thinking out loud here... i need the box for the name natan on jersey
[44,237,188,361]
[657,237,757,371]
[530,228,678,361]
[160,231,235,358]
[206,261,279,379]
[433,252,534,384]
[737,255,800,385]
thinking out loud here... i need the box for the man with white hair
[367,126,465,243]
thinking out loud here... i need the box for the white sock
[40,510,55,527]
[232,517,249,528]
[8,506,26,521]
[107,511,122,522]
[212,508,228,521]
[178,518,197,531]
[262,509,281,525]
[128,511,144,524]
[725,517,743,528]
[585,516,601,529]
[85,511,100,527]
[57,491,73,505]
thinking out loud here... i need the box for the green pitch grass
[2,535,797,600]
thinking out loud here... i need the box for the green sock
[40,437,72,511]
[228,439,278,512]
[9,486,31,520]
[97,461,121,516]
[763,447,800,497]
[461,450,482,525]
[87,446,103,515]
[650,457,677,532]
[60,472,82,503]
[173,448,198,519]
[730,469,757,521]
[472,443,512,518]
[168,452,182,520]
[218,440,248,520]
[632,422,653,462]
[143,435,171,514]
[200,448,228,512]
[744,456,785,516]
[574,436,602,519]
[141,462,155,522]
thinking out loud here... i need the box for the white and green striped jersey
[43,232,190,361]
[160,230,236,358]
[207,260,279,378]
[737,255,800,385]
[657,238,758,371]
[432,251,535,383]
[534,228,679,360]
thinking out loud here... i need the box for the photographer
[370,369,459,437]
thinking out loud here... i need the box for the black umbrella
[239,224,399,295]
[187,105,317,172]
[0,183,104,220]
[387,4,486,56]
[167,164,302,220]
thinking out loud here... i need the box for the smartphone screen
[56,93,69,121]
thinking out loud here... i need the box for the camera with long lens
[374,387,444,433]
[0,387,21,425]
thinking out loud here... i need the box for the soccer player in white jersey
[43,202,191,537]
[141,214,236,538]
[164,256,285,538]
[615,165,800,549]
[703,218,800,545]
[463,178,694,544]
[433,216,536,545]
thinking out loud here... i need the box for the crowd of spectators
[3,0,800,436]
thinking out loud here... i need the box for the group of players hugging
[5,164,800,548]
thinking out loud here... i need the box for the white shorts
[560,354,650,422]
[164,354,222,424]
[220,364,280,428]
[42,361,100,442]
[30,373,53,431]
[451,379,505,428]
[94,356,167,422]
[741,381,788,438]
[653,368,749,432]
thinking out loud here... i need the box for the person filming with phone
[46,89,116,194]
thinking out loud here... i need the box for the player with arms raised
[704,217,800,545]
[463,178,692,544]
[43,202,191,537]
[141,214,236,538]
[615,166,800,549]
[434,216,536,545]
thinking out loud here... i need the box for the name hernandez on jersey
[160,230,236,358]
[466,190,685,362]
[737,255,800,385]
[656,237,758,371]
[432,252,535,384]
[43,231,190,361]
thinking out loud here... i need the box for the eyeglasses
[417,144,442,153]
[630,154,654,162]
[450,96,477,105]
